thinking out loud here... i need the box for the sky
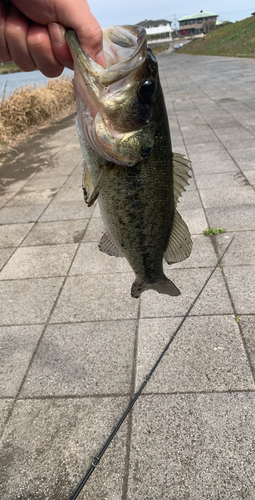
[89,1,254,29]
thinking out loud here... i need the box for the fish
[65,25,192,298]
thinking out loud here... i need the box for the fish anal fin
[99,232,123,257]
[164,210,192,264]
[131,276,181,298]
[173,152,192,207]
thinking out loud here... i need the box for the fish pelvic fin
[164,210,192,264]
[131,276,181,299]
[99,232,123,257]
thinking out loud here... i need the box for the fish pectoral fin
[99,232,123,257]
[83,162,111,207]
[173,153,192,207]
[82,161,95,205]
[164,210,192,264]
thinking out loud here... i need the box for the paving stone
[187,141,226,156]
[21,219,89,246]
[170,234,216,269]
[5,188,58,206]
[0,399,13,434]
[0,277,64,325]
[0,244,78,279]
[0,178,32,194]
[240,315,255,375]
[83,216,105,242]
[69,241,130,275]
[0,248,15,270]
[140,267,233,318]
[224,266,255,314]
[188,150,232,165]
[34,162,80,178]
[200,186,255,208]
[21,320,136,396]
[50,185,84,203]
[24,175,68,190]
[0,192,14,208]
[178,207,207,235]
[64,173,82,187]
[243,169,255,185]
[0,223,33,248]
[0,205,47,224]
[230,147,255,169]
[0,325,43,397]
[215,232,255,266]
[128,393,255,500]
[195,171,249,190]
[91,203,101,218]
[51,274,138,323]
[177,189,202,210]
[192,158,238,175]
[206,205,255,231]
[39,200,93,221]
[136,315,254,393]
[0,397,128,500]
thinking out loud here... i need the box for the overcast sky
[89,1,254,29]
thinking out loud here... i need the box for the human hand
[0,0,105,77]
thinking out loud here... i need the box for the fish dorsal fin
[173,153,191,207]
[82,161,94,205]
[164,210,192,264]
[99,232,123,257]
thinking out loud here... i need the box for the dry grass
[0,77,75,152]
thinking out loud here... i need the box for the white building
[138,19,173,44]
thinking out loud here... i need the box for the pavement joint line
[2,387,255,403]
[121,295,141,500]
[0,312,245,328]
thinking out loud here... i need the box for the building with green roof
[178,10,218,35]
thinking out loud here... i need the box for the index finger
[12,0,105,66]
[0,0,12,62]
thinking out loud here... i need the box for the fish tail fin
[131,276,181,299]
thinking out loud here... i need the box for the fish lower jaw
[131,276,181,299]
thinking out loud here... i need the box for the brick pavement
[0,53,255,499]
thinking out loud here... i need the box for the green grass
[203,227,226,236]
[0,62,21,74]
[178,16,255,58]
[152,44,170,55]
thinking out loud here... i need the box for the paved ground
[0,53,255,500]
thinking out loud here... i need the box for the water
[0,67,73,99]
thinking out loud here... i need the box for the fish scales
[66,25,192,298]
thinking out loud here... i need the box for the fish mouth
[65,26,155,166]
[65,25,147,86]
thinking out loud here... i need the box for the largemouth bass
[66,26,192,298]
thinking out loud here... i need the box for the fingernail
[48,23,65,46]
[95,49,106,68]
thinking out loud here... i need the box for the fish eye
[138,80,155,101]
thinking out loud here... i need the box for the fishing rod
[70,235,235,500]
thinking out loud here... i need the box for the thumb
[55,0,105,66]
